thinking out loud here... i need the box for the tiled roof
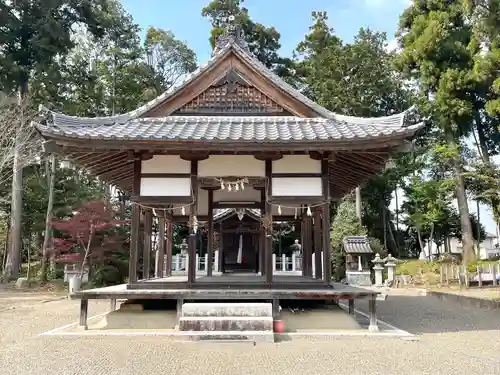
[37,115,421,142]
[36,37,422,143]
[343,236,373,254]
[213,208,261,222]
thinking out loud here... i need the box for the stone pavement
[1,292,500,375]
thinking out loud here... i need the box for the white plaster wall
[214,187,261,202]
[272,155,321,174]
[141,155,190,174]
[198,155,265,177]
[272,177,322,196]
[140,178,191,196]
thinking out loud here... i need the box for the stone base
[15,277,30,289]
[346,272,372,286]
[183,331,274,343]
[179,302,274,342]
[179,317,273,331]
[119,303,144,312]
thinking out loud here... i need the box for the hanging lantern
[294,208,298,219]
[306,206,312,216]
[220,180,225,190]
[240,181,245,190]
[228,184,232,192]
[153,208,158,217]
[277,205,282,215]
[235,183,239,191]
[181,206,186,215]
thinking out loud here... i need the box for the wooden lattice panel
[174,83,286,115]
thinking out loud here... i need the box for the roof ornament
[213,7,251,55]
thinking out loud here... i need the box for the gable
[173,69,289,115]
[140,51,318,118]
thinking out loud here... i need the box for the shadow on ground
[355,295,500,334]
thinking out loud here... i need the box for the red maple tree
[50,200,128,280]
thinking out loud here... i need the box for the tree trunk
[4,83,27,281]
[475,113,500,224]
[445,132,475,264]
[40,155,56,282]
[417,227,425,255]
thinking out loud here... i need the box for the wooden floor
[71,274,379,301]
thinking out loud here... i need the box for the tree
[144,27,197,95]
[0,0,125,280]
[297,12,416,255]
[50,200,127,282]
[395,0,477,264]
[330,195,382,281]
[201,0,298,84]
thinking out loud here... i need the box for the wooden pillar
[314,207,323,280]
[128,156,141,283]
[188,160,198,287]
[265,160,273,285]
[259,225,265,275]
[157,214,165,278]
[143,209,152,280]
[322,155,332,284]
[165,218,173,277]
[303,215,313,277]
[207,189,214,276]
[219,222,224,273]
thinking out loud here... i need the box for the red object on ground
[273,320,285,333]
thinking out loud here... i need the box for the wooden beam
[213,202,262,209]
[143,209,152,280]
[207,189,214,276]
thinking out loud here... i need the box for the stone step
[181,302,272,317]
[181,331,275,343]
[179,316,273,332]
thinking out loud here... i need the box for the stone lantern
[384,254,397,283]
[372,253,385,287]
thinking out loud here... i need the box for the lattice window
[175,83,286,114]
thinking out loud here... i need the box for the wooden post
[143,209,152,280]
[314,207,323,280]
[207,189,214,276]
[128,156,141,283]
[157,215,165,278]
[348,299,355,315]
[165,218,173,277]
[79,299,88,330]
[188,160,198,287]
[303,216,313,277]
[265,160,273,286]
[110,299,116,311]
[321,155,332,284]
[219,222,224,273]
[368,295,378,332]
[129,204,140,283]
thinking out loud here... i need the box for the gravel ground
[1,292,500,375]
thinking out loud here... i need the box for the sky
[119,0,498,238]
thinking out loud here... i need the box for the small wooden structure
[344,236,373,286]
[35,25,422,329]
